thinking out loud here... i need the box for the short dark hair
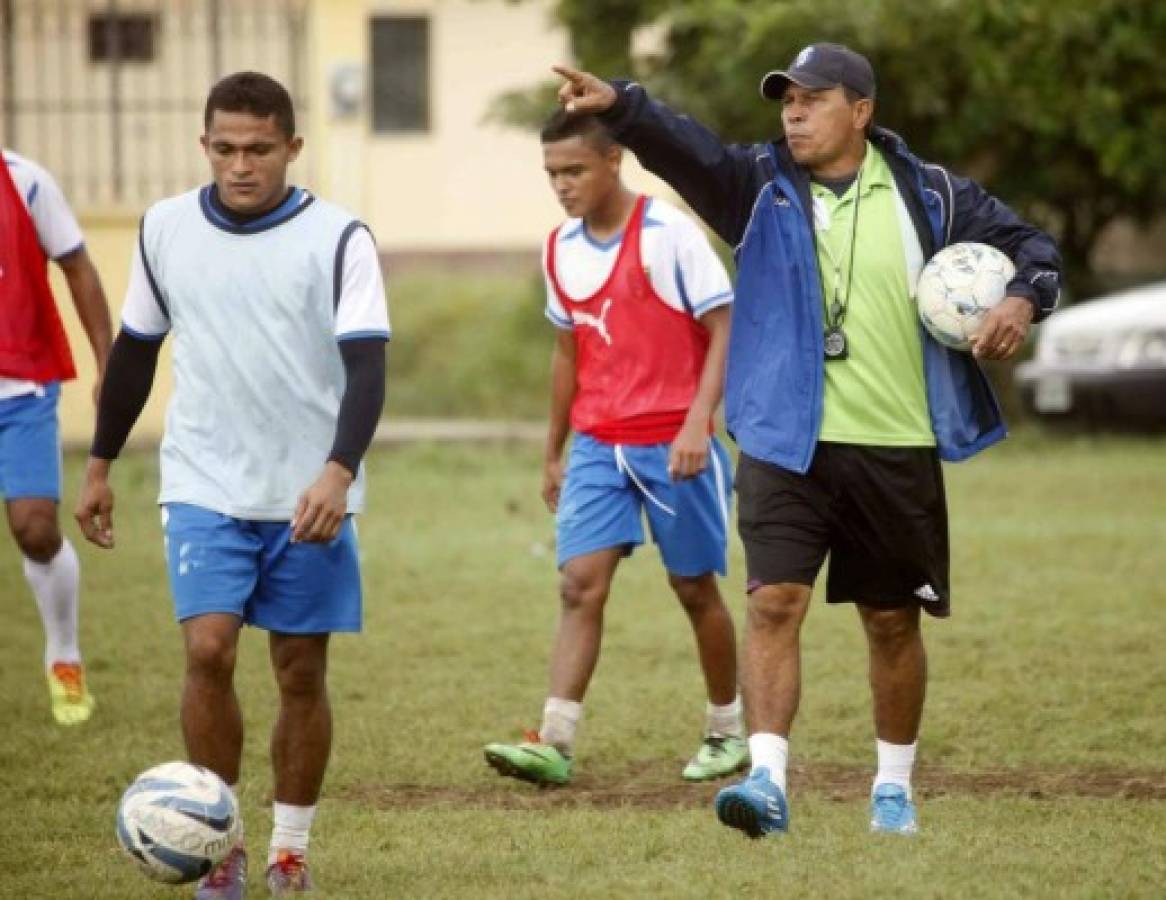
[204,71,296,138]
[540,109,614,152]
[842,86,875,136]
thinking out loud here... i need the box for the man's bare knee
[275,654,327,699]
[668,572,719,612]
[184,626,238,684]
[270,635,329,699]
[559,567,609,614]
[10,506,62,562]
[860,606,921,651]
[747,583,811,632]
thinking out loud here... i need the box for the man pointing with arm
[553,46,1059,839]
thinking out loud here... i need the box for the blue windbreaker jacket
[600,81,1063,471]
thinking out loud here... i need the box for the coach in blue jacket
[554,43,1061,839]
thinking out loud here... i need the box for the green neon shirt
[813,144,934,447]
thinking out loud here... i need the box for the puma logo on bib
[571,297,614,345]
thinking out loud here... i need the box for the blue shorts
[0,383,61,501]
[556,434,732,577]
[161,503,362,634]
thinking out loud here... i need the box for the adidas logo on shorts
[914,584,940,603]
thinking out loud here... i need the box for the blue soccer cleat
[869,783,919,835]
[714,767,789,838]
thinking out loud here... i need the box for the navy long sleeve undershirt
[329,337,387,474]
[90,330,162,460]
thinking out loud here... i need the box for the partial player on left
[0,149,113,725]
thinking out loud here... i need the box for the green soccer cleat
[683,735,750,782]
[484,731,573,786]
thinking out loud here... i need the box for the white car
[1015,281,1166,428]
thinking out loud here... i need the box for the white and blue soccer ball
[115,761,241,884]
[915,242,1016,351]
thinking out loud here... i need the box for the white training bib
[131,187,388,519]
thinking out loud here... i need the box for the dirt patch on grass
[339,763,1166,811]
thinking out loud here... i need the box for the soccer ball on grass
[115,761,241,883]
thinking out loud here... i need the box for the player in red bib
[1,149,112,725]
[484,111,747,785]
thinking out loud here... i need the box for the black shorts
[735,443,951,617]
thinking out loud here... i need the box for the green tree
[501,0,1166,295]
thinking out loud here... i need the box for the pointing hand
[552,64,618,116]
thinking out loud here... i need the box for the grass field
[388,272,549,419]
[383,271,1037,424]
[2,436,1164,898]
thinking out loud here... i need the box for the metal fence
[0,0,308,211]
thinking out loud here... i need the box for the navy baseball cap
[760,43,876,101]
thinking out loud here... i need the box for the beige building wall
[310,0,673,250]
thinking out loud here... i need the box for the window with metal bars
[370,16,430,134]
[87,13,157,63]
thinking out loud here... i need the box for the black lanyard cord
[816,169,863,330]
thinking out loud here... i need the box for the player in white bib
[75,73,389,898]
[1,149,113,725]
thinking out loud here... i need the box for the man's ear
[854,98,874,131]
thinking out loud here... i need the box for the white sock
[22,538,81,669]
[539,697,582,755]
[748,733,789,792]
[269,802,316,864]
[874,739,916,799]
[706,695,744,738]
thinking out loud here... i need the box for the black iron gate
[0,0,308,210]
